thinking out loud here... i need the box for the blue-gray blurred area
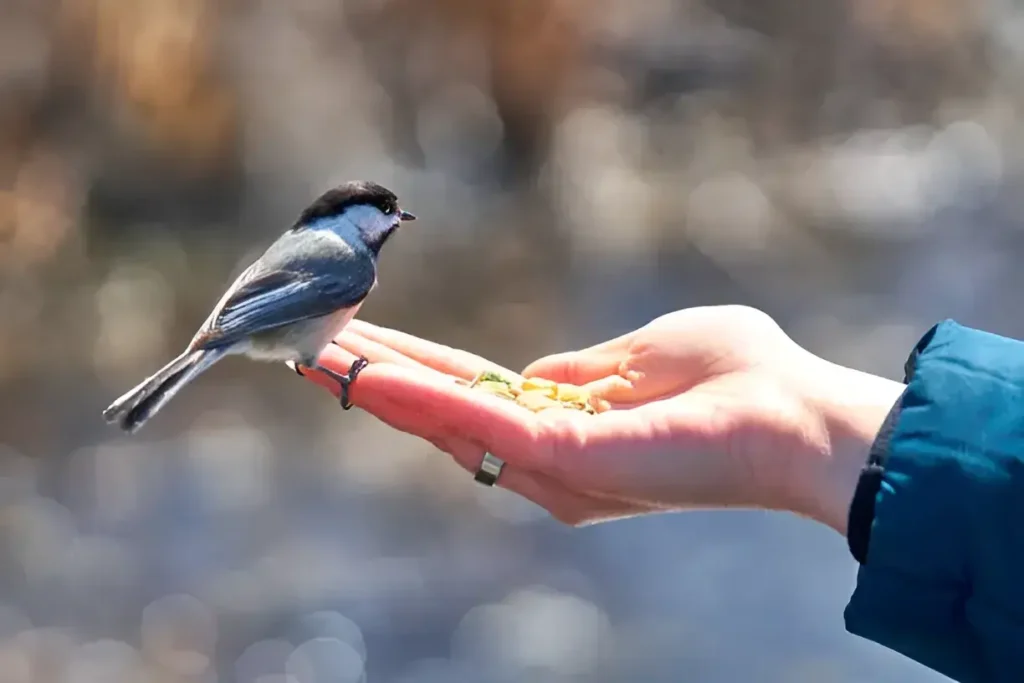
[0,0,1017,680]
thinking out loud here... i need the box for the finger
[306,354,558,471]
[329,331,452,378]
[296,343,455,399]
[293,349,452,423]
[345,320,520,381]
[299,348,665,522]
[522,334,632,385]
[434,432,657,526]
[310,362,616,522]
[294,343,373,396]
[580,374,639,403]
[306,341,661,482]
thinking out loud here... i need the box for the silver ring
[473,452,505,487]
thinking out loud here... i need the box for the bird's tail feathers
[102,348,226,433]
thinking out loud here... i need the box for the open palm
[300,306,835,525]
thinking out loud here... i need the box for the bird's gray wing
[193,257,375,351]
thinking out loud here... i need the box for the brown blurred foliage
[346,0,585,182]
[0,0,1010,437]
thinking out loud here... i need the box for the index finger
[344,320,521,382]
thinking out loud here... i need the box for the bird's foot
[313,356,369,410]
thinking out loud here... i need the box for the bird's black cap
[293,180,403,229]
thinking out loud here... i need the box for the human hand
[295,319,666,525]
[298,307,904,531]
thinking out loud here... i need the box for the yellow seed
[521,377,557,394]
[464,371,599,414]
[555,383,589,402]
[516,391,564,412]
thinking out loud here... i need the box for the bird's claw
[338,356,369,410]
[299,356,369,410]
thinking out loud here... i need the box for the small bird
[103,180,415,434]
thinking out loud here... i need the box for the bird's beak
[399,210,416,221]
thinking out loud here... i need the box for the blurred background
[0,0,1020,680]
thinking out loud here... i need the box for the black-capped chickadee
[103,180,415,434]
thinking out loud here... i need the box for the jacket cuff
[845,393,902,564]
[843,320,1024,681]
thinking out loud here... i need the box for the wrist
[792,355,906,536]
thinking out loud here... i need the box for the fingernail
[285,360,305,377]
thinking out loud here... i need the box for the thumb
[523,349,622,386]
[523,333,633,385]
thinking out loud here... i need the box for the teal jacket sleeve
[843,320,1024,682]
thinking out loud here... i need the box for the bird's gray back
[253,225,370,278]
[191,228,377,353]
